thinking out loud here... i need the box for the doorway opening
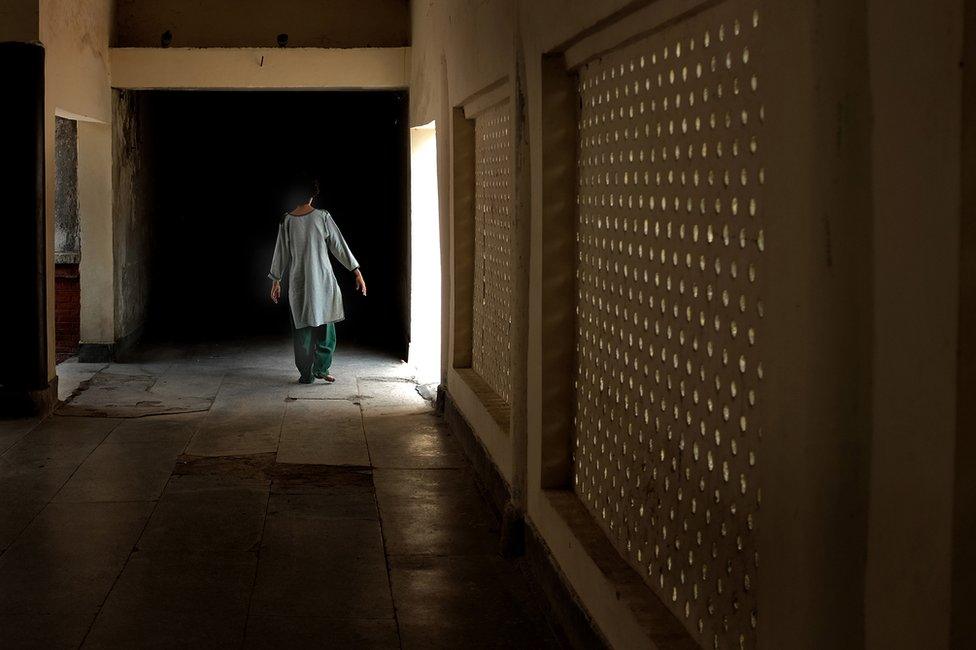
[120,90,410,360]
[409,121,441,384]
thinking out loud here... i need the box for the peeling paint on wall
[112,90,155,344]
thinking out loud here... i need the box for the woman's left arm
[324,212,365,295]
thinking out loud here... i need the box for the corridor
[1,0,971,647]
[0,340,559,648]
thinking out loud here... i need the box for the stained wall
[111,90,155,348]
[40,0,115,367]
[113,0,409,48]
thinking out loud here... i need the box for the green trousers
[293,322,336,381]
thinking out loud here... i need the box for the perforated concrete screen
[573,4,764,648]
[472,102,514,405]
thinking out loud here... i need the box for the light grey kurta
[269,209,359,328]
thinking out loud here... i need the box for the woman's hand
[354,269,367,296]
[270,280,281,304]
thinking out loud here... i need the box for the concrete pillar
[536,53,577,490]
[865,0,963,646]
[758,1,874,645]
[450,108,475,369]
[0,42,56,415]
[77,121,114,352]
[953,5,976,647]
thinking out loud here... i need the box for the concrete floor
[0,339,559,649]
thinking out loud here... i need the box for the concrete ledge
[444,391,608,650]
[539,491,698,650]
[113,325,144,362]
[525,520,611,650]
[444,393,510,519]
[452,367,510,432]
[78,324,143,363]
[77,343,113,363]
[110,47,410,90]
[0,377,58,417]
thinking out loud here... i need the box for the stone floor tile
[135,481,269,557]
[249,560,394,619]
[83,609,247,649]
[97,552,257,615]
[183,428,282,458]
[221,367,297,390]
[266,489,378,521]
[103,361,175,377]
[364,412,466,469]
[390,554,560,650]
[276,399,368,466]
[184,382,287,457]
[261,504,386,565]
[0,462,82,505]
[55,361,107,402]
[0,499,46,554]
[23,415,122,441]
[358,379,433,417]
[373,467,487,500]
[53,440,185,503]
[185,424,282,457]
[149,367,226,400]
[376,503,498,557]
[0,613,96,649]
[57,367,216,418]
[102,412,203,445]
[244,615,400,649]
[373,469,499,556]
[0,501,152,615]
[286,381,361,400]
[0,417,40,455]
[164,472,271,494]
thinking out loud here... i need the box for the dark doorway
[140,90,410,357]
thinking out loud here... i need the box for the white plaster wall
[76,121,114,344]
[40,0,114,373]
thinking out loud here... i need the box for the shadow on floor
[0,338,561,649]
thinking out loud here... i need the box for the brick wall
[55,262,80,363]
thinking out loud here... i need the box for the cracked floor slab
[0,340,559,648]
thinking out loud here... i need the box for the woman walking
[269,176,366,383]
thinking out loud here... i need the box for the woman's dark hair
[284,173,320,210]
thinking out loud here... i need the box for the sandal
[314,373,336,383]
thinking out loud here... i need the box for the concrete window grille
[472,102,514,405]
[573,4,764,648]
